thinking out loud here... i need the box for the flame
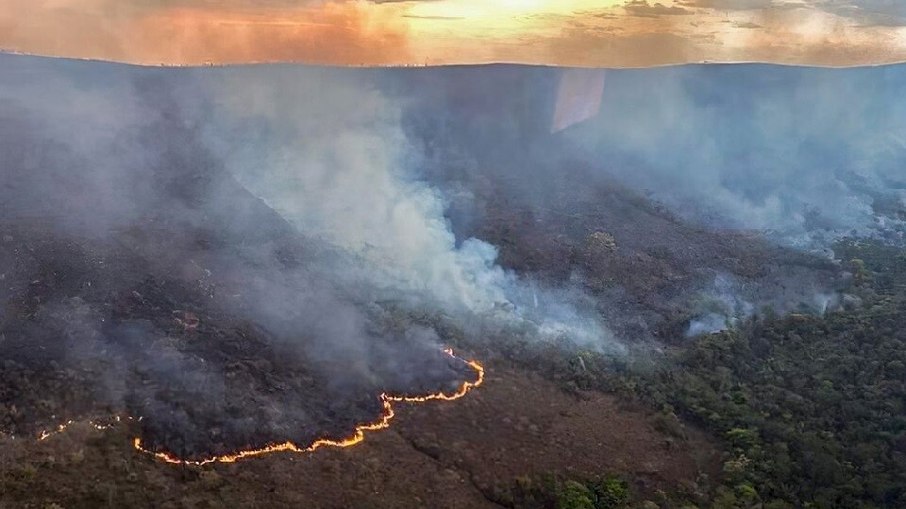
[35,348,484,466]
[37,416,135,441]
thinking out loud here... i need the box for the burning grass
[27,349,484,466]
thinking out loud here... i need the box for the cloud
[816,0,906,27]
[624,1,694,17]
[402,14,464,20]
[3,0,906,66]
[0,0,412,65]
[680,0,774,9]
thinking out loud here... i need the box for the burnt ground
[0,362,719,509]
[0,220,475,462]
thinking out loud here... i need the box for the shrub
[557,480,595,509]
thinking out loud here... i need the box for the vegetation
[492,474,632,509]
[586,240,906,508]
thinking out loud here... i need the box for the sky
[2,1,906,67]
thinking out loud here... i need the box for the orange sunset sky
[2,1,906,67]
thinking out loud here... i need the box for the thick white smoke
[202,69,508,313]
[199,67,617,350]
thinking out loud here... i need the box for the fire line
[35,348,484,466]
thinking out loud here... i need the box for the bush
[557,480,596,509]
[591,476,630,509]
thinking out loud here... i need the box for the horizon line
[4,50,906,71]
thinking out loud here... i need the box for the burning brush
[34,348,484,466]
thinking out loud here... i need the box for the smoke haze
[560,65,906,248]
[3,54,903,452]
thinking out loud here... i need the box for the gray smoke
[685,273,755,336]
[561,65,906,248]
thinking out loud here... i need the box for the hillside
[1,54,905,508]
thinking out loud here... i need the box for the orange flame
[130,347,484,466]
[36,415,134,441]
